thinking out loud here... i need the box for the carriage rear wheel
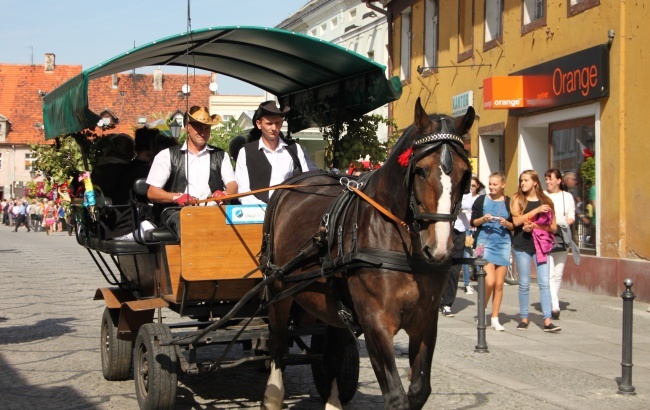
[310,333,360,404]
[134,323,178,410]
[505,248,519,285]
[101,307,133,381]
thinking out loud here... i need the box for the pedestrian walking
[511,170,561,332]
[544,169,576,320]
[13,201,31,232]
[470,172,514,331]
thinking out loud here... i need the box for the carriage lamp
[169,119,182,139]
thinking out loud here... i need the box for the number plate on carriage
[225,204,267,225]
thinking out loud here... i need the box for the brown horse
[261,98,475,409]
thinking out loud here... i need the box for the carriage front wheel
[310,331,360,404]
[134,323,178,410]
[101,307,133,381]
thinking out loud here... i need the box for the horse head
[395,98,474,262]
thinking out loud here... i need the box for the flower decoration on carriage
[397,147,413,167]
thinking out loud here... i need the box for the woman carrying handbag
[544,169,576,320]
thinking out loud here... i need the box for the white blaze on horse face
[261,361,284,410]
[433,165,453,259]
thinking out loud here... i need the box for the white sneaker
[440,306,455,317]
[464,285,475,295]
[491,317,505,331]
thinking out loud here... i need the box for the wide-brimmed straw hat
[184,106,222,126]
[255,100,290,118]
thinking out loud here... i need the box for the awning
[43,26,402,140]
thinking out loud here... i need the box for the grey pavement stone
[1,224,649,409]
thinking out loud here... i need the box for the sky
[0,0,310,94]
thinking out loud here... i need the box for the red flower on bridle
[398,147,413,167]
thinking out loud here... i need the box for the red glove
[212,190,227,204]
[173,193,195,206]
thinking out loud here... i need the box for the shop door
[478,133,504,184]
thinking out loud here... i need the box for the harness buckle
[339,177,363,191]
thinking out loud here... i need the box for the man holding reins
[146,105,237,235]
[235,101,309,204]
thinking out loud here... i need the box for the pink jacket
[532,210,554,263]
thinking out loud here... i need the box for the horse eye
[415,167,428,178]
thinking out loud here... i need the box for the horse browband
[413,132,464,147]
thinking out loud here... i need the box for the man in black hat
[146,105,237,235]
[235,100,309,204]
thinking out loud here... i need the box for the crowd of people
[440,167,579,334]
[2,197,70,235]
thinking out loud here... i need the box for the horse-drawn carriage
[43,26,404,409]
[45,26,478,410]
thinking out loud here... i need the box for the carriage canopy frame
[43,26,402,140]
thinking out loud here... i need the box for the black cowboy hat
[255,100,290,118]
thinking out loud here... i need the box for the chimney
[111,74,118,89]
[44,53,55,72]
[153,69,163,91]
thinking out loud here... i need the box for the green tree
[321,114,399,169]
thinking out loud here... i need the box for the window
[424,0,439,73]
[522,0,546,35]
[484,0,503,50]
[25,153,34,171]
[549,117,596,252]
[400,7,412,81]
[222,115,234,122]
[568,0,599,16]
[458,0,474,62]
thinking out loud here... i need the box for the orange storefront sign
[483,76,524,109]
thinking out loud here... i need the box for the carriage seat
[143,227,177,242]
[88,237,150,255]
[132,178,178,244]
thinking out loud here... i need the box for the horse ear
[414,97,433,133]
[456,106,475,135]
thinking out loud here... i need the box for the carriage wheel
[505,248,519,285]
[101,308,133,381]
[134,323,178,410]
[310,333,360,404]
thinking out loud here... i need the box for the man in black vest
[235,101,308,204]
[146,106,237,235]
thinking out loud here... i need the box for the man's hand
[173,193,196,206]
[212,190,227,205]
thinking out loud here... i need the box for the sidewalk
[404,280,650,409]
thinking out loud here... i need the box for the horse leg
[261,298,292,410]
[406,316,438,409]
[322,326,356,409]
[363,324,410,409]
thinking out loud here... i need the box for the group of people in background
[1,197,69,235]
[440,168,577,333]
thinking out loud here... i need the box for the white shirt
[454,193,479,232]
[146,142,236,205]
[545,190,576,227]
[235,139,308,205]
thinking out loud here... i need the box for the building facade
[373,0,650,301]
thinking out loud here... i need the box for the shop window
[423,0,439,74]
[458,0,474,62]
[549,117,596,252]
[400,7,412,81]
[484,0,503,51]
[522,0,546,35]
[568,0,599,16]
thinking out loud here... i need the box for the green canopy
[43,26,402,140]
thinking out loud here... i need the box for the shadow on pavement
[0,317,75,344]
[0,353,96,409]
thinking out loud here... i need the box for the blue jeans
[514,249,552,320]
[462,247,471,286]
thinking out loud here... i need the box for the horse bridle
[404,130,472,231]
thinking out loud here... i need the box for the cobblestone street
[1,225,649,409]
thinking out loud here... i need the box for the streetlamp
[169,119,182,139]
[30,170,36,179]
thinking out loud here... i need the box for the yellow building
[370,0,650,301]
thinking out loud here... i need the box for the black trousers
[441,228,466,307]
[14,214,30,231]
